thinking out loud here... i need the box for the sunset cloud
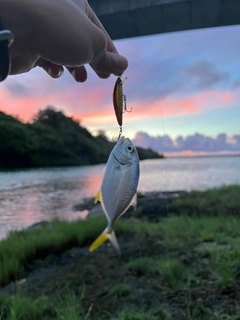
[0,25,240,141]
[133,132,240,154]
[180,61,229,90]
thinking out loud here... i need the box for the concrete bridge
[88,0,240,40]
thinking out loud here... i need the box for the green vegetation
[209,248,240,288]
[126,256,187,291]
[110,306,168,320]
[110,283,131,297]
[0,184,240,319]
[158,258,187,291]
[0,293,169,320]
[127,256,160,276]
[169,184,240,216]
[0,291,85,320]
[0,217,106,286]
[0,108,163,168]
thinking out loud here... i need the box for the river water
[0,156,239,239]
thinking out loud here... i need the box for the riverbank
[0,185,240,319]
[1,156,239,242]
[0,108,162,169]
[73,190,184,221]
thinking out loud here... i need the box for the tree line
[0,107,163,169]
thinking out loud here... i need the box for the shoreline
[72,190,186,221]
[1,190,183,241]
[25,191,183,233]
[0,185,240,319]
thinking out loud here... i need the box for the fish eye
[127,145,134,153]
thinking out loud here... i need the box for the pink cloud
[0,86,58,121]
[166,150,240,157]
[1,69,239,128]
[0,79,111,122]
[1,83,238,127]
[133,132,240,153]
[1,24,240,132]
[124,89,238,120]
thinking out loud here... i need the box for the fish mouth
[118,136,131,145]
[118,136,125,144]
[113,153,127,165]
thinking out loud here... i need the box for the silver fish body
[101,136,139,225]
[89,136,140,254]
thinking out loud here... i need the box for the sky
[1,25,240,154]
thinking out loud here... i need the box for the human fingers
[86,3,128,75]
[90,49,128,77]
[66,66,88,82]
[95,72,111,79]
[36,59,64,78]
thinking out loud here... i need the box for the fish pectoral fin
[130,192,137,210]
[89,229,121,256]
[94,190,101,204]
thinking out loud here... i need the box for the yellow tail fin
[89,232,111,252]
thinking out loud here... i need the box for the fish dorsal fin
[94,190,101,204]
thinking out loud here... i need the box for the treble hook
[123,94,132,113]
[112,126,122,142]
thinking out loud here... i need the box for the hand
[0,0,128,82]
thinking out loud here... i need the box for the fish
[89,136,140,255]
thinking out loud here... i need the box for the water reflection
[0,165,104,239]
[0,156,240,240]
[139,156,240,192]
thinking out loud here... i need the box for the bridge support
[89,0,240,39]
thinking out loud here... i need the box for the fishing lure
[112,76,131,140]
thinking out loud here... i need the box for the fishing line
[122,52,169,217]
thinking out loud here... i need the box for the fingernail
[71,69,87,82]
[56,68,63,78]
[48,68,63,78]
[71,69,76,79]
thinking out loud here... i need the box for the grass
[126,257,160,276]
[110,305,169,320]
[0,217,107,286]
[158,258,187,290]
[209,248,240,288]
[126,256,187,291]
[110,284,131,297]
[1,189,240,286]
[55,289,84,320]
[0,294,53,320]
[0,291,86,320]
[169,184,240,216]
[0,184,240,319]
[0,292,170,320]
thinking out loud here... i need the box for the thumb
[90,50,128,77]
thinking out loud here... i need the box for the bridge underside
[89,0,240,40]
